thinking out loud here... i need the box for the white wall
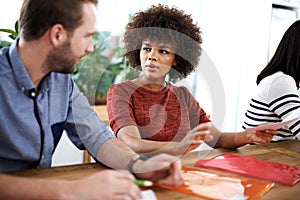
[98,0,203,35]
[0,0,22,41]
[200,0,273,131]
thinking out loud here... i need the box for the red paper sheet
[195,153,300,186]
[157,166,274,200]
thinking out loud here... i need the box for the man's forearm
[96,138,138,170]
[0,173,71,200]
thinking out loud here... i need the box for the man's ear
[49,24,67,46]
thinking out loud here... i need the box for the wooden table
[7,140,300,199]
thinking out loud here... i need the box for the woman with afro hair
[107,4,277,156]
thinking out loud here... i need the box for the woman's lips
[145,64,159,71]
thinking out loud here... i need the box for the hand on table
[72,169,142,200]
[133,153,183,187]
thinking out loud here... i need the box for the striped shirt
[242,72,300,140]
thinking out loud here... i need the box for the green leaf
[0,41,12,49]
[14,20,19,34]
[0,20,19,41]
[0,29,17,35]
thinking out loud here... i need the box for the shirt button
[30,91,36,97]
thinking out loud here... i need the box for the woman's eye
[160,49,169,54]
[142,47,151,51]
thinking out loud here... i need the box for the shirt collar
[9,38,51,95]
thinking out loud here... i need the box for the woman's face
[139,39,176,81]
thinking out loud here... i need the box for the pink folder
[195,153,300,186]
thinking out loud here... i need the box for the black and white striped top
[242,72,300,140]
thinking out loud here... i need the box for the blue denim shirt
[0,39,115,172]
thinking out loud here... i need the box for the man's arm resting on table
[96,138,183,186]
[0,167,142,200]
[0,173,74,200]
[96,138,138,170]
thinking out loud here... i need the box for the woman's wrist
[235,131,251,146]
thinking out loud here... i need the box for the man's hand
[132,154,183,186]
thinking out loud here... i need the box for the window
[268,4,298,61]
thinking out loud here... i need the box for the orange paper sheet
[157,166,274,200]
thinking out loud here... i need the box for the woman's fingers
[191,122,213,142]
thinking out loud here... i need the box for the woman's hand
[177,123,214,154]
[245,129,278,143]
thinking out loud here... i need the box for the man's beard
[43,39,78,74]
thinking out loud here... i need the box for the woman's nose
[148,50,157,61]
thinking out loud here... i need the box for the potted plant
[0,20,19,48]
[72,31,130,105]
[1,22,135,105]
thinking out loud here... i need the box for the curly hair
[123,4,202,82]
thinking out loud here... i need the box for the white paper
[245,117,300,131]
[141,189,157,200]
